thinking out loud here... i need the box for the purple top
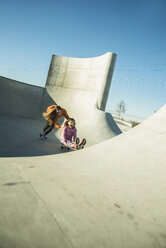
[61,126,77,146]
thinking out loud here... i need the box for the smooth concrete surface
[0,51,166,248]
[1,104,166,248]
[114,117,132,132]
[46,53,117,111]
[0,76,45,119]
[0,53,121,156]
[46,53,120,144]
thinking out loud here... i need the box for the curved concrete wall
[0,76,44,118]
[0,52,121,146]
[0,76,55,119]
[46,52,117,111]
[45,53,121,144]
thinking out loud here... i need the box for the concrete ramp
[0,53,121,157]
[0,76,59,157]
[1,52,166,248]
[46,52,121,144]
[0,102,166,247]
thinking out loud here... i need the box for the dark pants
[42,122,54,135]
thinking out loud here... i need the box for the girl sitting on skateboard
[40,105,70,140]
[61,118,86,150]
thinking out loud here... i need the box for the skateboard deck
[60,143,84,151]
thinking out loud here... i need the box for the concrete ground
[1,105,166,248]
[0,65,166,247]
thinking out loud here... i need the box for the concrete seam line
[16,165,75,248]
[29,183,76,248]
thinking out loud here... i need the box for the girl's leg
[42,122,50,132]
[62,140,75,148]
[44,124,54,136]
[40,122,51,137]
[74,137,80,149]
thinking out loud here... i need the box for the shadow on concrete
[0,114,75,157]
[105,112,122,135]
[0,81,69,157]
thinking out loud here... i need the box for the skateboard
[60,138,86,151]
[60,143,83,151]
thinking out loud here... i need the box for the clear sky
[0,0,166,121]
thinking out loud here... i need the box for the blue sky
[0,0,166,121]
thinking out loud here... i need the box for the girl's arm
[54,121,61,129]
[73,128,77,141]
[61,127,68,146]
[63,109,70,119]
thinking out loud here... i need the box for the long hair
[43,109,58,125]
[64,118,76,128]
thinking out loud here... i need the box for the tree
[116,100,126,119]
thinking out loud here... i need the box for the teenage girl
[40,105,70,139]
[61,118,86,149]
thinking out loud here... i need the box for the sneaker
[74,137,80,149]
[79,138,86,146]
[40,132,44,137]
[75,144,80,150]
[76,137,80,144]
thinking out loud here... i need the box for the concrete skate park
[0,52,166,248]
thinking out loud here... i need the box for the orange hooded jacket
[47,105,70,129]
